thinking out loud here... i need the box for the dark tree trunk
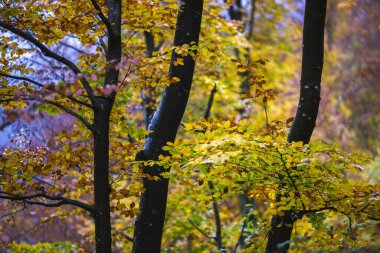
[92,1,121,252]
[132,1,204,253]
[264,1,327,252]
[93,97,113,253]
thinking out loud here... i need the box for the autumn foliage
[0,0,379,253]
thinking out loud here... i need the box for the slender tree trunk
[132,1,204,252]
[92,1,121,252]
[93,97,113,253]
[264,1,327,252]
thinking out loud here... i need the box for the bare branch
[204,84,217,120]
[0,20,95,104]
[0,96,95,133]
[90,0,113,35]
[44,99,95,133]
[188,219,215,240]
[0,71,93,108]
[33,175,55,187]
[208,181,224,250]
[300,206,338,215]
[154,39,164,51]
[234,218,248,253]
[0,71,44,87]
[59,41,88,55]
[0,208,24,220]
[0,191,95,214]
[98,36,108,55]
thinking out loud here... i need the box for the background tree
[265,0,327,252]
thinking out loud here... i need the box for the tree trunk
[93,97,113,253]
[92,1,121,252]
[132,1,204,252]
[264,1,327,252]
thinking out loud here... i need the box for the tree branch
[204,84,217,120]
[90,0,113,35]
[234,218,248,253]
[44,99,95,133]
[0,191,95,214]
[59,41,88,55]
[0,20,95,104]
[188,219,216,240]
[300,206,338,215]
[0,96,95,133]
[208,181,223,250]
[0,71,93,108]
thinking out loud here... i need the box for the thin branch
[0,20,94,104]
[113,230,134,242]
[204,84,217,120]
[208,181,223,250]
[0,71,44,87]
[0,96,95,133]
[0,208,24,220]
[0,191,95,214]
[59,41,88,55]
[33,175,55,187]
[276,149,307,212]
[202,84,223,250]
[98,36,108,55]
[0,72,93,108]
[154,39,165,51]
[300,206,338,215]
[234,218,248,253]
[188,219,215,240]
[44,99,95,133]
[90,0,113,35]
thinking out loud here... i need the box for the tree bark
[92,1,121,252]
[264,1,327,252]
[93,97,113,253]
[132,1,204,252]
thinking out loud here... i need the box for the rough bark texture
[132,1,204,252]
[264,1,327,252]
[93,1,121,252]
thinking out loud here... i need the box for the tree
[264,1,327,252]
[0,0,121,251]
[132,1,204,252]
